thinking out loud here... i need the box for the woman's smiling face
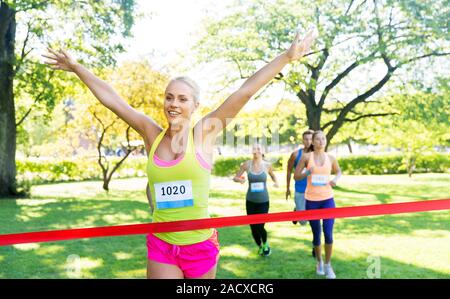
[164,80,198,125]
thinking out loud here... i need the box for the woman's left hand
[329,180,337,187]
[286,27,319,62]
[43,48,79,72]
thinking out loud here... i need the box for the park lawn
[0,173,449,279]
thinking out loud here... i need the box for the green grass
[0,173,449,278]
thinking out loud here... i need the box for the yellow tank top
[147,128,213,245]
[305,152,334,201]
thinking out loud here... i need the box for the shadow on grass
[335,211,450,235]
[1,225,447,279]
[334,186,392,204]
[0,181,448,279]
[210,189,450,237]
[0,194,152,278]
[334,184,448,204]
[0,235,147,278]
[216,226,450,279]
[0,196,152,235]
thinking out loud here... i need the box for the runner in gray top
[233,144,279,256]
[246,161,270,203]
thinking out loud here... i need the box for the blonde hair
[169,76,200,103]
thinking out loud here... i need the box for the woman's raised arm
[43,49,161,143]
[196,27,318,140]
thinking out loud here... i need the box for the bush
[338,155,405,175]
[415,153,450,173]
[212,154,284,177]
[212,153,450,177]
[14,179,32,197]
[16,157,148,185]
[338,153,450,175]
[15,153,449,184]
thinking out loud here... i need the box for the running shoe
[316,261,325,275]
[257,246,263,256]
[262,243,272,256]
[292,208,298,224]
[325,263,336,279]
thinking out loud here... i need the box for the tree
[368,80,449,177]
[323,99,398,153]
[196,0,449,148]
[73,61,168,191]
[0,0,136,197]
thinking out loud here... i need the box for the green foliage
[211,156,248,177]
[415,153,450,173]
[216,99,308,147]
[196,0,449,144]
[12,0,137,132]
[16,157,148,184]
[16,154,286,184]
[213,153,450,177]
[339,155,404,175]
[212,154,285,177]
[367,85,449,175]
[14,179,32,197]
[338,153,450,175]
[15,152,450,184]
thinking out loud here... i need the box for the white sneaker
[325,263,336,279]
[316,261,325,275]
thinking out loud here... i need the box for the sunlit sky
[118,0,216,65]
[111,0,446,111]
[117,0,288,110]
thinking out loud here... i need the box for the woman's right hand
[302,166,314,176]
[234,176,245,184]
[42,48,78,72]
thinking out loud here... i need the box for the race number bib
[250,182,265,192]
[154,180,193,209]
[311,175,329,186]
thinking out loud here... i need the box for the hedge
[16,157,148,185]
[211,154,285,177]
[211,153,450,176]
[338,153,450,175]
[15,153,449,185]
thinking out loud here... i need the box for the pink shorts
[146,230,220,278]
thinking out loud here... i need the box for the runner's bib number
[154,180,193,209]
[250,182,265,192]
[311,175,329,186]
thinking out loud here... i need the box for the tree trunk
[0,3,17,197]
[347,138,353,154]
[408,156,416,178]
[102,174,111,192]
[306,105,321,131]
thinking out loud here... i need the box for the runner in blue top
[286,130,314,225]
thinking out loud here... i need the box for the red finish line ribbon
[1,199,449,246]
